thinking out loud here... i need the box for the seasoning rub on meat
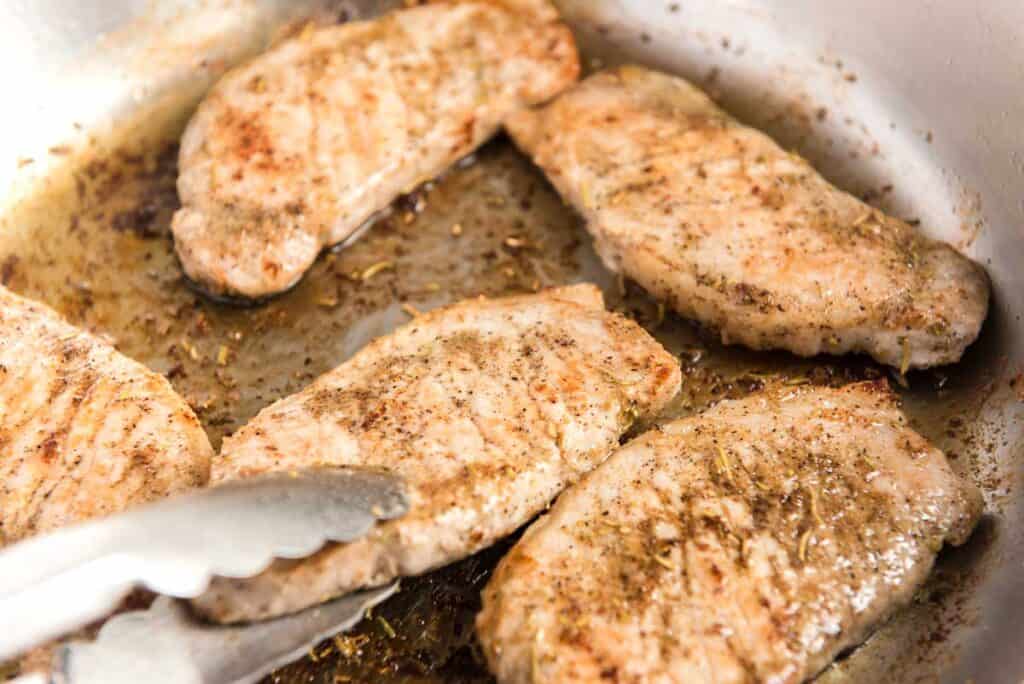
[477,381,982,683]
[192,284,680,622]
[507,66,990,369]
[173,0,579,299]
[0,286,212,544]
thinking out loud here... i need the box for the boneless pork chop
[0,286,212,544]
[191,284,680,622]
[507,66,990,369]
[477,381,981,683]
[173,0,579,299]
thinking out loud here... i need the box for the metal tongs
[0,467,409,684]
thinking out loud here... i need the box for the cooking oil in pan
[0,105,1005,684]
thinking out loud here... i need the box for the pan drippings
[0,126,1000,682]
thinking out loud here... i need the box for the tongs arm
[0,467,407,661]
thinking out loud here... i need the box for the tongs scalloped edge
[0,466,408,664]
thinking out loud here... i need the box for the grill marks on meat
[506,66,990,369]
[477,381,981,683]
[0,286,212,544]
[191,284,680,622]
[172,0,579,298]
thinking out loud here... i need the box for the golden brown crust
[0,286,212,543]
[173,0,579,298]
[478,381,982,683]
[192,285,680,622]
[507,66,990,369]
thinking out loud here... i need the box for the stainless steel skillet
[0,1,1021,681]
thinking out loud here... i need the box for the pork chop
[173,0,579,299]
[506,66,990,369]
[477,381,982,684]
[191,284,680,622]
[0,286,212,544]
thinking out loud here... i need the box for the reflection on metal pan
[0,1,1021,682]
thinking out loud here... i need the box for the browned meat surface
[478,381,982,683]
[0,285,212,544]
[507,66,990,370]
[173,0,579,298]
[191,284,680,623]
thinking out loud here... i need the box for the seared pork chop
[173,0,579,298]
[0,286,212,543]
[477,381,982,684]
[506,66,990,369]
[191,284,680,622]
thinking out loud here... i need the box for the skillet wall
[0,1,1021,682]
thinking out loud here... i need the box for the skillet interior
[0,1,1020,682]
